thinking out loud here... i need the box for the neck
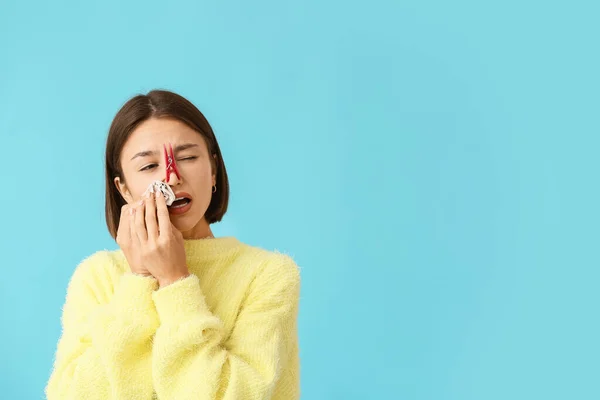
[180,217,214,240]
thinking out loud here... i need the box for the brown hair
[104,89,229,239]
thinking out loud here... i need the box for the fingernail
[129,208,135,215]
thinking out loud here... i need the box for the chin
[171,210,208,231]
[171,217,200,232]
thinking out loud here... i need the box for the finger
[116,205,131,244]
[134,199,148,243]
[117,204,129,238]
[129,203,140,246]
[145,192,158,242]
[155,191,171,237]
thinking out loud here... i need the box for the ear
[114,176,134,204]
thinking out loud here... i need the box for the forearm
[150,274,297,400]
[47,273,159,400]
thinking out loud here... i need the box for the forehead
[122,118,206,158]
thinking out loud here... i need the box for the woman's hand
[115,203,153,277]
[118,192,190,288]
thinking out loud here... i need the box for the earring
[212,184,217,193]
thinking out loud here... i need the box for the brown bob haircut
[104,89,229,239]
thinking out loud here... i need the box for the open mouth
[167,191,193,215]
[168,196,192,209]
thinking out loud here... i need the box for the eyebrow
[130,143,199,161]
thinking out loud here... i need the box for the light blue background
[1,0,599,399]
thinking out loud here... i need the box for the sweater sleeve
[46,251,160,400]
[151,255,301,400]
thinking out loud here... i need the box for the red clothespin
[164,143,181,182]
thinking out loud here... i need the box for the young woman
[46,90,301,400]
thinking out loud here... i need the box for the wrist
[158,271,190,288]
[132,271,154,278]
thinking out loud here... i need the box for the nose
[166,168,182,186]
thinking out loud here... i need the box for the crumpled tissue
[142,180,176,206]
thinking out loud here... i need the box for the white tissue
[142,181,176,206]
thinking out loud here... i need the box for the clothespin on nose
[164,143,181,183]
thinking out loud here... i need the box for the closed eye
[179,156,198,161]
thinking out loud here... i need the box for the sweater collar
[183,236,242,262]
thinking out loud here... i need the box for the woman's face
[114,117,216,237]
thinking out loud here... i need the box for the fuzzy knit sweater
[45,236,300,400]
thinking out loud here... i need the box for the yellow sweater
[46,236,300,400]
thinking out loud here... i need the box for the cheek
[183,161,212,182]
[130,184,148,201]
[192,173,212,192]
[128,176,163,200]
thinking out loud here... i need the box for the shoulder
[264,251,301,286]
[237,246,301,318]
[236,244,301,299]
[66,249,127,298]
[71,249,126,277]
[238,242,301,282]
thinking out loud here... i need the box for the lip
[168,192,193,215]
